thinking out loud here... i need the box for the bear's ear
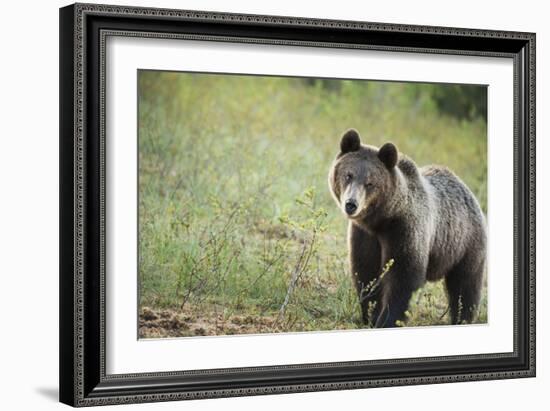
[340,129,361,154]
[378,142,398,169]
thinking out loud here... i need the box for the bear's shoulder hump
[397,155,419,177]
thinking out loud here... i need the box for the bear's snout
[345,199,358,215]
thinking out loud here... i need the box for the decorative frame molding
[59,3,535,407]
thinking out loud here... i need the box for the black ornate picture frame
[59,3,535,407]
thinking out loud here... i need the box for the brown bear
[328,129,486,328]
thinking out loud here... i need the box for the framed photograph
[59,3,536,407]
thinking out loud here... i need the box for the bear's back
[420,165,483,219]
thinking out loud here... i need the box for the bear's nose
[345,200,358,215]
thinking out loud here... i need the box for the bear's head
[328,129,399,225]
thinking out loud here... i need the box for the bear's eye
[365,182,374,189]
[345,173,353,182]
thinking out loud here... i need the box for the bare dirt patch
[139,306,283,338]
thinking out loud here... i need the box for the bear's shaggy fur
[328,129,486,327]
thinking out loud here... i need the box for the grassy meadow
[138,71,488,338]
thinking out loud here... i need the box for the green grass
[137,71,488,337]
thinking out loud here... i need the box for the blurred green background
[138,71,487,338]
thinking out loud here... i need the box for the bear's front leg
[374,285,416,328]
[348,222,381,326]
[373,255,426,328]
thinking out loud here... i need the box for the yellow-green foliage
[138,71,487,336]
